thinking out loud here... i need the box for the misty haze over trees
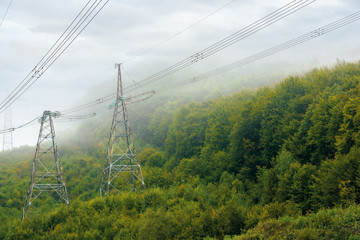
[2,61,360,239]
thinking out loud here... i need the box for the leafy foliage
[2,61,360,239]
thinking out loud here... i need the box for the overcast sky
[1,0,360,148]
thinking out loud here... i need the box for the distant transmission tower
[2,106,13,151]
[100,63,145,196]
[23,111,69,220]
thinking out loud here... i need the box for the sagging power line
[129,0,316,89]
[168,10,360,89]
[0,0,109,113]
[0,112,96,136]
[4,4,357,137]
[62,8,360,116]
[123,0,237,65]
[60,0,316,115]
[0,0,14,27]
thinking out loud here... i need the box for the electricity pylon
[2,106,13,151]
[100,63,145,196]
[23,111,69,220]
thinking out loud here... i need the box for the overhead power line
[0,112,96,134]
[61,92,115,114]
[168,10,360,89]
[4,10,360,136]
[0,0,13,27]
[0,0,109,113]
[0,116,39,134]
[61,0,315,114]
[123,0,236,65]
[56,112,97,122]
[128,0,316,89]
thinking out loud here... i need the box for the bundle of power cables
[0,0,109,113]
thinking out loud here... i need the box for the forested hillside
[2,61,360,239]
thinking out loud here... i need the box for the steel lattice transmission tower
[2,106,13,151]
[23,111,69,220]
[100,64,145,196]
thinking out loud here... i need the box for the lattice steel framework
[23,111,69,220]
[2,106,13,151]
[100,64,145,196]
